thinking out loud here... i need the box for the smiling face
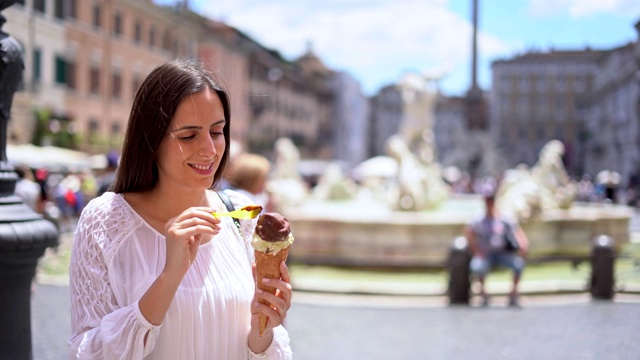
[155,88,226,192]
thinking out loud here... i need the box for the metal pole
[0,2,59,358]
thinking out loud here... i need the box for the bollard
[590,235,615,300]
[448,236,471,305]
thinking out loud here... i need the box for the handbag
[503,221,519,252]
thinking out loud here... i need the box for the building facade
[490,49,605,177]
[5,0,68,145]
[582,33,640,188]
[369,85,402,157]
[368,73,438,160]
[6,0,338,164]
[329,71,369,167]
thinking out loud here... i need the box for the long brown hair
[111,59,231,193]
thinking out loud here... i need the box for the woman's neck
[127,185,214,225]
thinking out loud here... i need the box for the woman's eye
[178,134,196,141]
[210,131,223,137]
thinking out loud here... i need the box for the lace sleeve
[68,195,161,359]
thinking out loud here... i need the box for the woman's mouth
[189,163,214,174]
[189,163,212,171]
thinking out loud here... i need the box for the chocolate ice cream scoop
[255,213,290,242]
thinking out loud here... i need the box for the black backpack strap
[216,190,241,232]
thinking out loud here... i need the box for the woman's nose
[198,134,217,158]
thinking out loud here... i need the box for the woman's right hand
[162,207,221,280]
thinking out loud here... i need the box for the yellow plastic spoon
[213,205,263,219]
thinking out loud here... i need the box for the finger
[253,298,284,325]
[174,207,221,226]
[252,262,257,282]
[256,287,286,312]
[261,278,292,310]
[169,226,219,244]
[177,215,221,230]
[279,262,291,284]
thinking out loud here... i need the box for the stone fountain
[271,137,631,268]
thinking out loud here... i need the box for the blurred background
[3,0,640,359]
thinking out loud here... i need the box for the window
[134,20,142,43]
[112,72,122,99]
[88,118,99,144]
[113,11,123,36]
[162,30,171,51]
[149,26,156,47]
[92,4,101,28]
[33,0,45,13]
[89,119,99,132]
[54,56,75,89]
[54,0,64,19]
[536,77,547,92]
[111,121,121,140]
[132,75,142,98]
[68,0,76,18]
[32,49,42,84]
[66,61,76,89]
[55,56,66,84]
[89,67,100,95]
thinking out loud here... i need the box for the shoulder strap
[217,190,241,230]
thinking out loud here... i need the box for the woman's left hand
[250,261,292,336]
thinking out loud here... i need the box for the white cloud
[527,0,640,17]
[196,0,512,94]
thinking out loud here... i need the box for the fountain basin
[285,195,632,268]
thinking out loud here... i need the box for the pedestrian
[464,191,529,306]
[96,150,119,196]
[13,164,41,212]
[68,59,293,359]
[225,152,275,211]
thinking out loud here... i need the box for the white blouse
[68,190,292,359]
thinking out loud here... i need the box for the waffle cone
[255,246,290,336]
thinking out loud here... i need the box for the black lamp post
[0,1,59,359]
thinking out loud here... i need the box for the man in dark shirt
[464,194,529,306]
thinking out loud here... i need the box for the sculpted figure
[267,137,308,210]
[312,162,356,201]
[385,135,448,211]
[497,140,577,222]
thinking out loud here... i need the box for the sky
[154,0,640,96]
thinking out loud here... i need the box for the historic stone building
[490,49,606,177]
[6,0,337,163]
[368,73,438,160]
[581,23,640,189]
[64,0,200,153]
[5,0,68,145]
[329,71,369,167]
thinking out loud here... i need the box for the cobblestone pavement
[32,283,639,360]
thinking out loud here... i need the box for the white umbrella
[596,170,621,185]
[353,156,398,180]
[6,143,91,171]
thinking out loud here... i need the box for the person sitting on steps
[464,191,529,306]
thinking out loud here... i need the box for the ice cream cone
[255,247,289,336]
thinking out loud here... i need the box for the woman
[68,59,293,359]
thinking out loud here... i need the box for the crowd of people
[13,154,119,233]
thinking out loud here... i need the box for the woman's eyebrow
[171,125,201,133]
[171,119,225,133]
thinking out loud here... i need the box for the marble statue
[385,134,448,211]
[311,162,356,201]
[496,140,577,221]
[266,137,308,210]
